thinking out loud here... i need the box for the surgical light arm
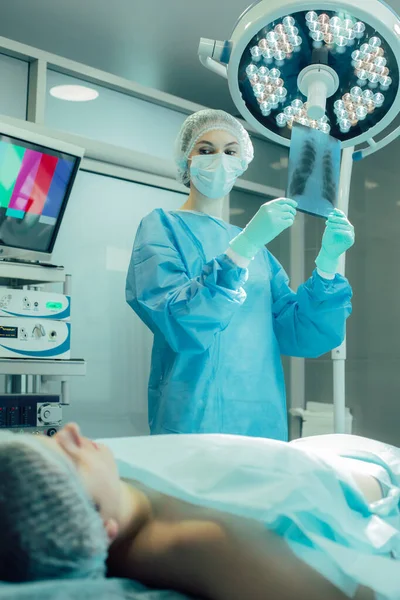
[353,124,400,160]
[198,38,229,79]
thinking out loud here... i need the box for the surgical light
[198,0,400,152]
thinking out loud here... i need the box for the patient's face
[37,423,120,525]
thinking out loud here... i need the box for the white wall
[49,171,185,438]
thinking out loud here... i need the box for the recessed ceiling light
[49,85,99,102]
[229,208,245,216]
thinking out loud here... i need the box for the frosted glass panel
[45,71,187,159]
[0,54,28,119]
[50,172,185,438]
[243,136,289,189]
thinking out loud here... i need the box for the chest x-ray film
[287,123,341,219]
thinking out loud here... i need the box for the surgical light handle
[298,65,339,121]
[198,38,228,79]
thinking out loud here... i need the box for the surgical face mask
[189,153,246,199]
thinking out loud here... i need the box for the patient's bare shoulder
[107,481,377,600]
[355,588,375,600]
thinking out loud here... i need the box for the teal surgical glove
[229,198,297,260]
[316,209,355,274]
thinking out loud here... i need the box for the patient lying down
[0,424,397,600]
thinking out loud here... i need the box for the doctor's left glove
[316,209,355,275]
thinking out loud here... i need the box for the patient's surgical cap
[175,109,254,187]
[0,432,108,582]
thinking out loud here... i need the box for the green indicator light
[46,302,63,310]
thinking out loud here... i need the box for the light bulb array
[245,12,391,135]
[250,15,302,65]
[336,37,390,131]
[276,100,331,133]
[334,87,385,132]
[351,40,391,89]
[246,66,288,116]
[305,11,365,51]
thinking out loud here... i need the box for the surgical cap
[0,432,108,582]
[175,109,254,187]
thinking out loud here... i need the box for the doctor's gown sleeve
[269,253,352,358]
[126,209,247,354]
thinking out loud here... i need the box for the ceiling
[0,0,256,115]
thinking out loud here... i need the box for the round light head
[49,85,99,102]
[225,0,400,147]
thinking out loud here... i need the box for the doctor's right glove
[315,209,355,275]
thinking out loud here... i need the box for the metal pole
[20,375,27,394]
[332,146,354,433]
[61,380,70,405]
[289,212,305,439]
[32,375,41,394]
[5,375,12,394]
[63,274,72,296]
[60,275,72,412]
[62,274,71,409]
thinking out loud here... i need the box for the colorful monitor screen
[0,133,80,255]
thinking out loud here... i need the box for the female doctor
[126,109,354,439]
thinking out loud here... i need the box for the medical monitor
[0,121,83,263]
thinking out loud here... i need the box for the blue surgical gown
[126,208,352,439]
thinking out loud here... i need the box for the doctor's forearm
[316,267,335,280]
